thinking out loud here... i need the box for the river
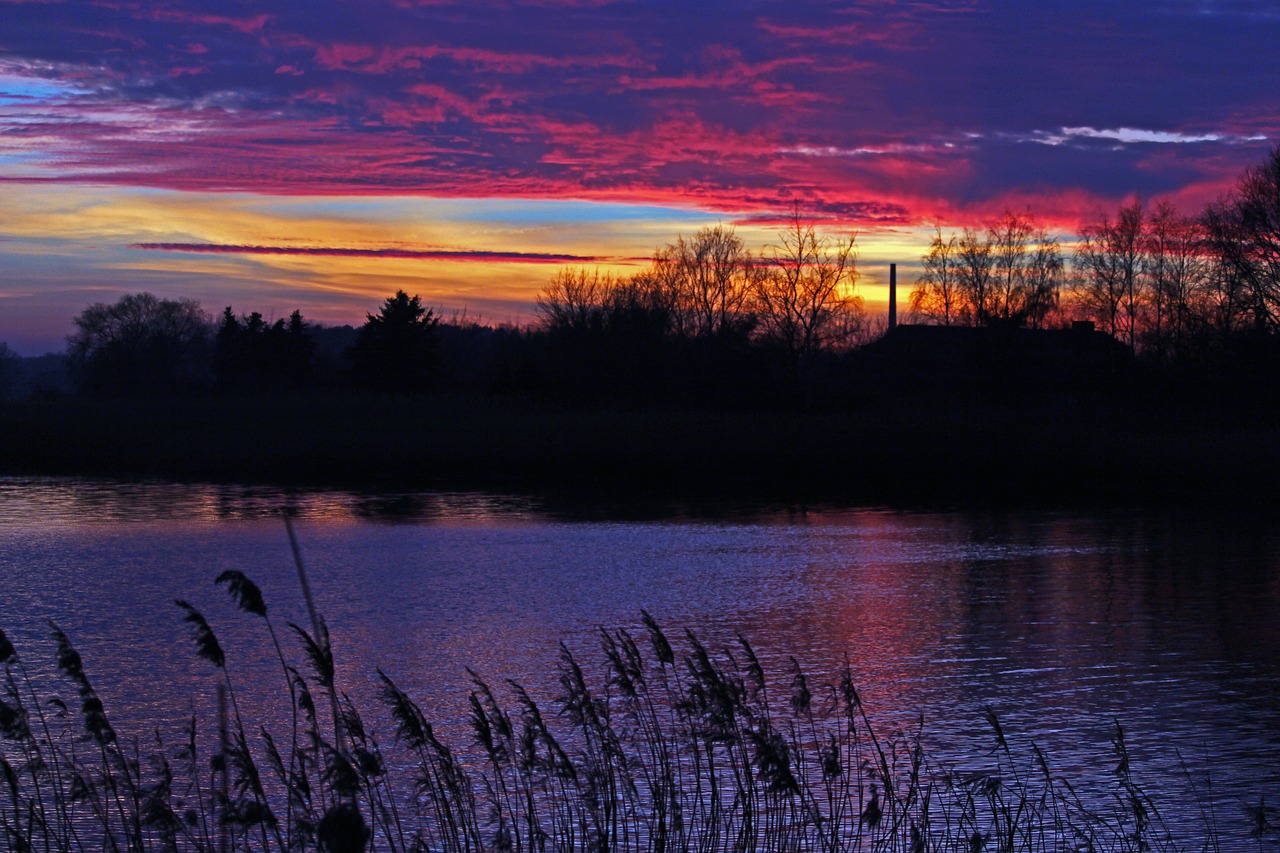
[1,476,1277,847]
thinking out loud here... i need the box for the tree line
[28,212,868,404]
[530,212,867,402]
[909,145,1280,379]
[3,145,1278,408]
[50,289,443,397]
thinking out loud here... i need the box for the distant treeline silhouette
[4,146,1279,410]
[910,145,1280,380]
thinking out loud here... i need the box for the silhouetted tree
[348,290,440,392]
[910,228,962,325]
[213,307,243,381]
[534,231,771,401]
[1204,144,1280,332]
[535,268,611,333]
[282,310,315,382]
[911,213,1062,329]
[1069,199,1238,364]
[1142,201,1211,363]
[645,226,763,398]
[214,307,316,391]
[603,274,675,336]
[989,212,1062,328]
[66,292,211,393]
[537,228,760,347]
[651,225,758,340]
[1075,201,1145,350]
[533,268,612,395]
[954,226,997,325]
[533,267,683,399]
[754,211,864,381]
[1201,240,1254,339]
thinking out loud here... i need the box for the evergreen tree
[348,290,440,392]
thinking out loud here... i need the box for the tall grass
[1,571,1276,852]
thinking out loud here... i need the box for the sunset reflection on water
[0,476,544,525]
[2,477,1278,844]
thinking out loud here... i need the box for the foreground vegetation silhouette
[2,559,1276,852]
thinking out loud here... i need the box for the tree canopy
[1205,145,1280,332]
[348,290,440,393]
[214,308,315,391]
[911,212,1062,330]
[755,212,863,380]
[66,292,211,394]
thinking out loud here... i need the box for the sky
[1,0,1278,354]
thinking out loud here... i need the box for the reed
[1,583,1275,852]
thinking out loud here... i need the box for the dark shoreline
[3,393,1278,511]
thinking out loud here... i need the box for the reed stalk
[1,570,1273,853]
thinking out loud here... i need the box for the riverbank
[3,394,1278,508]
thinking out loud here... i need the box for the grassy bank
[3,568,1273,852]
[3,394,1279,507]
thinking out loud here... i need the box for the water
[1,476,1278,845]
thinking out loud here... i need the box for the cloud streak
[1026,127,1270,147]
[131,242,610,263]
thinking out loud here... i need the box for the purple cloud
[0,0,1276,224]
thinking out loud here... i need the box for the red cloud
[131,243,610,263]
[3,0,1275,234]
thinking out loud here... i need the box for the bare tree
[954,226,996,325]
[987,211,1063,328]
[611,269,667,316]
[652,225,756,340]
[1200,222,1255,338]
[535,267,613,332]
[988,212,1036,324]
[1074,200,1145,350]
[1143,201,1210,361]
[913,213,1060,328]
[1204,145,1280,332]
[754,211,863,378]
[1022,225,1065,329]
[67,292,211,393]
[910,228,962,325]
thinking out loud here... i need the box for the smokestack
[888,263,897,330]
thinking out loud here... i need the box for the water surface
[2,477,1278,843]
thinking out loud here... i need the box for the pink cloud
[141,10,273,34]
[2,0,1275,235]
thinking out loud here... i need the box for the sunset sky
[2,0,1277,353]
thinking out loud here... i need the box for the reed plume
[0,574,1269,853]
